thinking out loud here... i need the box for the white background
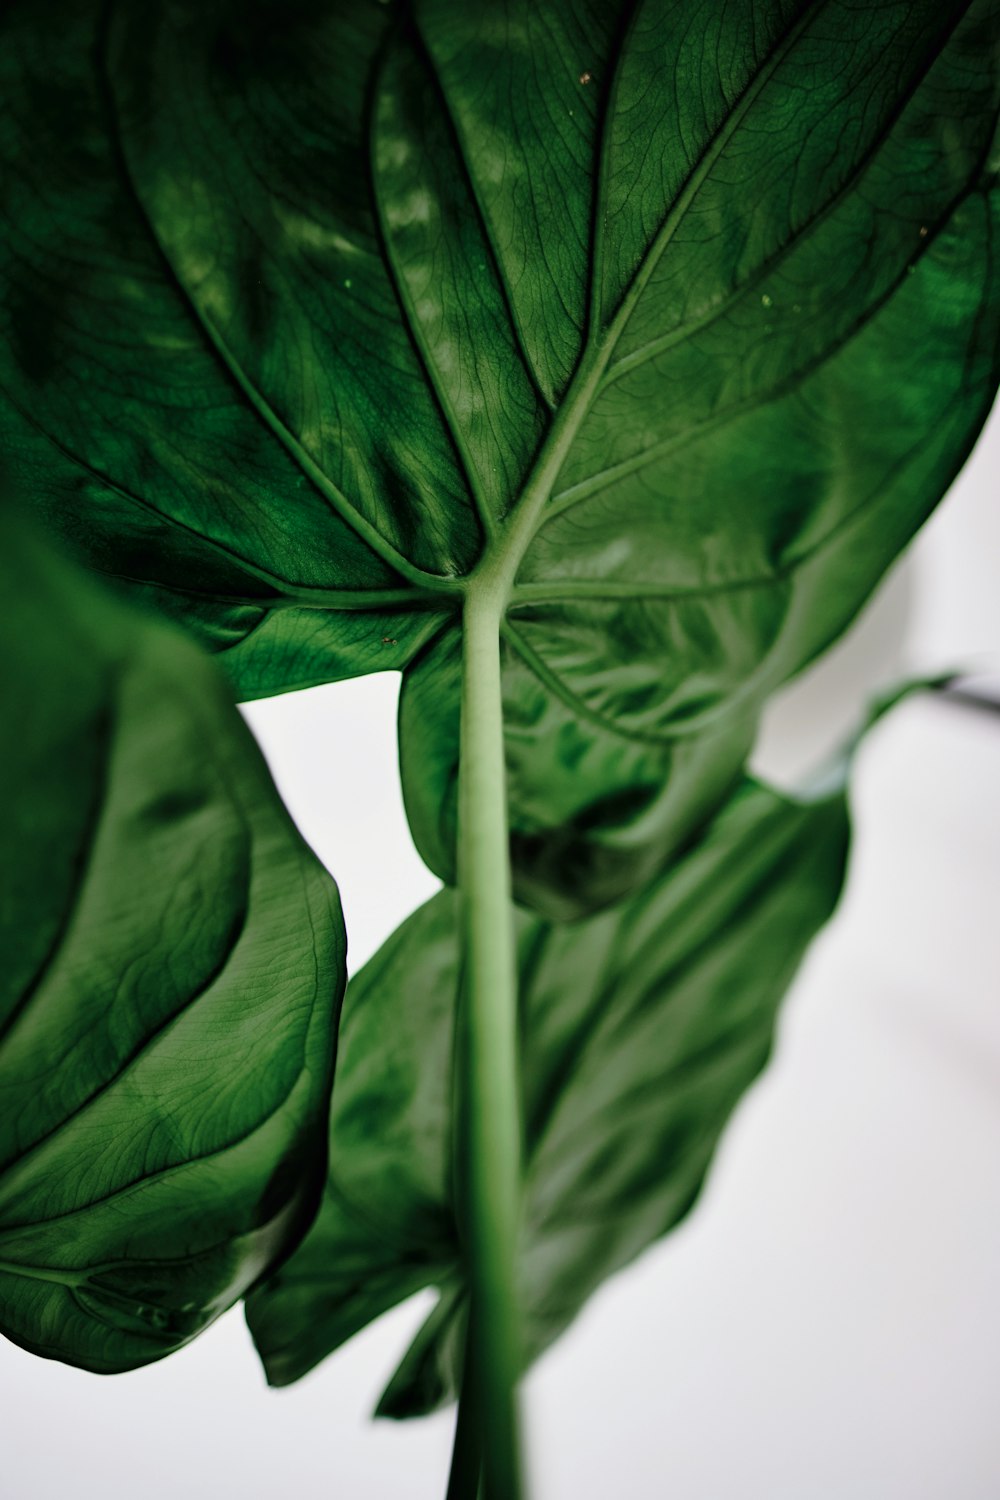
[1,406,998,1498]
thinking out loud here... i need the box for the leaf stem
[456,584,525,1500]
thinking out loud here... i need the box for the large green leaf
[2,0,997,912]
[246,770,849,1409]
[0,510,345,1373]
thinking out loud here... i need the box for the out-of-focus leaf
[246,772,850,1407]
[0,511,345,1373]
[2,1,997,913]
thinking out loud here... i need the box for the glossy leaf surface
[246,772,850,1406]
[2,0,997,911]
[0,513,345,1373]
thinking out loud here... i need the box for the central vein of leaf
[470,336,613,610]
[469,1,826,617]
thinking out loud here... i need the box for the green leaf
[245,771,850,1407]
[2,0,997,911]
[0,510,346,1373]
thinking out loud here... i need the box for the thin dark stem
[934,683,1000,718]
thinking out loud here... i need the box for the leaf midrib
[466,0,830,603]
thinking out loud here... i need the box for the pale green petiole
[454,580,526,1500]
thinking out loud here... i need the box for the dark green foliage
[1,1,996,914]
[0,513,346,1372]
[247,773,849,1408]
[0,0,996,1438]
